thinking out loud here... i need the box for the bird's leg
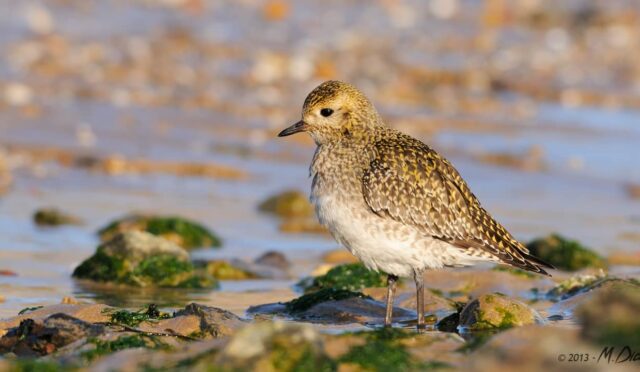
[414,269,425,331]
[384,274,398,327]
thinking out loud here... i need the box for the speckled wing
[362,135,553,275]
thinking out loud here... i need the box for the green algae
[98,215,221,250]
[339,328,450,371]
[526,233,606,271]
[300,263,387,293]
[82,334,167,361]
[201,260,256,280]
[285,288,372,313]
[258,190,314,218]
[73,248,217,289]
[105,304,172,328]
[18,306,44,315]
[264,334,335,372]
[72,247,128,283]
[461,293,537,331]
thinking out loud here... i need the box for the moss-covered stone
[338,328,450,371]
[546,272,606,300]
[258,190,314,218]
[525,234,606,271]
[285,288,371,313]
[82,334,167,361]
[299,263,387,293]
[72,231,217,289]
[98,214,221,250]
[203,260,257,280]
[459,293,540,330]
[33,208,82,226]
[576,280,640,347]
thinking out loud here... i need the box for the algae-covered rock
[248,288,414,325]
[299,263,387,293]
[336,328,452,371]
[82,333,166,362]
[0,314,104,356]
[575,280,640,347]
[202,260,257,280]
[254,250,290,270]
[33,208,82,226]
[525,233,606,271]
[72,231,217,289]
[174,303,246,339]
[98,214,221,250]
[258,190,314,218]
[215,321,334,371]
[286,288,372,313]
[459,293,541,330]
[545,272,606,301]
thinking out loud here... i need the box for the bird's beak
[278,120,309,137]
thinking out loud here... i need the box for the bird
[278,80,553,329]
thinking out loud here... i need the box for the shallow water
[1,0,640,319]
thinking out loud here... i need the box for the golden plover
[278,81,553,329]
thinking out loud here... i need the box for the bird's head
[278,80,384,145]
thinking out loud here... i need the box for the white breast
[312,190,475,278]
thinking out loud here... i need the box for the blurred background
[0,0,639,316]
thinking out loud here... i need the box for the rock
[173,303,246,339]
[0,304,111,331]
[249,288,414,324]
[299,263,387,293]
[229,258,290,280]
[72,231,217,289]
[330,328,456,371]
[202,260,257,280]
[525,234,606,271]
[548,278,640,320]
[98,214,221,250]
[0,314,104,356]
[465,325,600,371]
[81,333,166,362]
[258,190,313,218]
[459,293,542,330]
[322,249,359,264]
[364,287,460,322]
[626,183,640,199]
[545,272,607,301]
[254,250,290,270]
[33,207,82,226]
[575,280,640,346]
[215,321,333,370]
[279,217,327,235]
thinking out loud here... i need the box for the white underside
[313,192,490,278]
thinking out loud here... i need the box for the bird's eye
[320,108,334,117]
